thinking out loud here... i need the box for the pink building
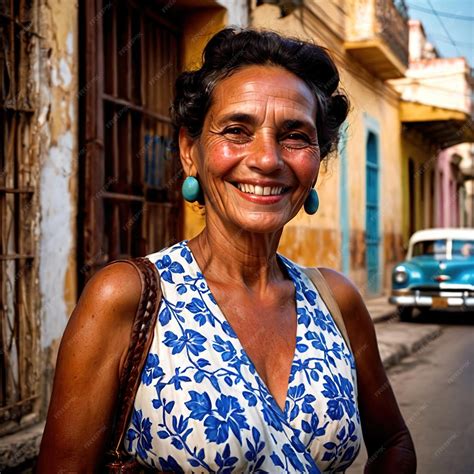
[437,146,467,227]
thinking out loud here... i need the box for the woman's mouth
[233,182,289,196]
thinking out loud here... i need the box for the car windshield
[412,239,447,258]
[452,239,474,258]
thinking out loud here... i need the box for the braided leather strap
[105,257,161,471]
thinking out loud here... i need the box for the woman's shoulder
[81,241,190,310]
[82,240,189,310]
[67,261,143,346]
[86,261,142,312]
[316,267,376,348]
[315,268,365,317]
[317,267,361,302]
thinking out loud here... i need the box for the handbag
[104,257,162,473]
[103,259,351,472]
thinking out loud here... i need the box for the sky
[406,0,474,66]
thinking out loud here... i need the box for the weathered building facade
[390,20,473,241]
[0,0,248,468]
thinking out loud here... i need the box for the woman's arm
[36,262,142,473]
[319,268,416,474]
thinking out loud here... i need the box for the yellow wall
[180,6,229,240]
[400,130,437,243]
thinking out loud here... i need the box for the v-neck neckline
[183,240,301,416]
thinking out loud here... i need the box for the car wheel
[398,306,413,322]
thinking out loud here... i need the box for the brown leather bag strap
[302,267,353,355]
[108,257,162,459]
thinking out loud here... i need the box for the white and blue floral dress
[125,241,362,473]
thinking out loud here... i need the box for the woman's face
[180,65,321,234]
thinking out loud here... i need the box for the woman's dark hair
[171,27,349,159]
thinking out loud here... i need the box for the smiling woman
[179,65,321,234]
[37,28,416,473]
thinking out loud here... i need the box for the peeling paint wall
[40,132,75,348]
[38,0,78,375]
[0,0,79,465]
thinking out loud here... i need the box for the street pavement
[365,295,398,324]
[364,295,443,370]
[348,315,474,473]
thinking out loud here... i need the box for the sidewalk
[364,294,443,370]
[374,321,442,369]
[365,294,397,323]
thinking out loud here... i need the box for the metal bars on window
[0,0,40,427]
[80,0,182,286]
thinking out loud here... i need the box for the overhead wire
[275,0,472,103]
[429,35,474,48]
[406,1,473,64]
[407,3,474,21]
[295,3,472,100]
[420,0,463,57]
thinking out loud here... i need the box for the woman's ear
[179,127,199,176]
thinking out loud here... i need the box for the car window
[452,239,474,258]
[412,239,447,258]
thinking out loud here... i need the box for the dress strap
[301,267,353,355]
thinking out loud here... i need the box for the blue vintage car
[389,228,474,321]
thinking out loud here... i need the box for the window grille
[0,0,40,429]
[80,0,183,287]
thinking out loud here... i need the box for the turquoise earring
[304,189,319,215]
[182,176,202,203]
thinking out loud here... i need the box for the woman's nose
[246,134,284,173]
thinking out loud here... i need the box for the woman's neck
[188,223,285,293]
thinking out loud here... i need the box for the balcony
[400,101,474,149]
[344,0,409,80]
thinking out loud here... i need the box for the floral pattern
[125,241,361,473]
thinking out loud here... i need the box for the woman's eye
[222,127,251,142]
[224,127,245,135]
[281,133,312,148]
[287,133,307,140]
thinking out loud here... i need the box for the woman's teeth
[236,183,285,196]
